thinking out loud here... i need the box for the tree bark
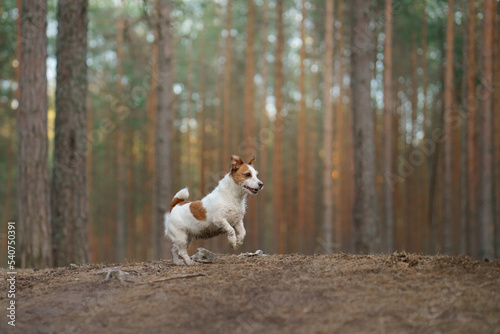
[383,0,394,253]
[297,0,308,251]
[459,0,468,256]
[479,0,495,259]
[493,0,500,259]
[243,0,257,249]
[273,0,285,253]
[153,0,173,259]
[443,0,454,255]
[223,0,232,168]
[18,0,52,268]
[52,0,89,266]
[421,0,431,254]
[144,24,158,260]
[115,9,126,263]
[322,0,334,254]
[466,0,478,258]
[351,0,379,253]
[258,0,270,250]
[409,2,419,253]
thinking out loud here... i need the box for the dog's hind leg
[171,244,184,266]
[176,235,195,266]
[177,244,195,265]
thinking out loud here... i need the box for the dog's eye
[245,173,251,177]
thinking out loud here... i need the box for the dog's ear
[247,156,256,166]
[231,155,244,172]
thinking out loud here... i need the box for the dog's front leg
[234,220,246,248]
[220,218,238,249]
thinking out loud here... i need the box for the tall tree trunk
[52,0,89,266]
[243,0,257,249]
[243,0,256,158]
[126,132,135,258]
[322,0,334,254]
[337,0,352,252]
[273,0,285,253]
[443,0,454,255]
[421,0,431,254]
[153,0,173,259]
[258,0,270,250]
[223,0,232,168]
[115,12,126,262]
[199,38,207,198]
[409,2,419,253]
[184,40,193,189]
[351,0,379,253]
[479,0,495,259]
[297,0,308,251]
[460,1,468,255]
[494,0,500,259]
[383,0,394,253]
[87,97,96,262]
[18,0,52,268]
[144,26,158,260]
[466,0,478,258]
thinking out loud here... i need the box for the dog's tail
[169,187,189,212]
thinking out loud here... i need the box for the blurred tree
[153,0,173,259]
[322,0,334,254]
[466,0,478,258]
[383,0,394,253]
[443,0,454,255]
[115,4,126,262]
[297,0,307,251]
[257,0,270,249]
[243,0,257,249]
[479,0,494,260]
[18,0,52,268]
[52,0,89,266]
[223,0,232,168]
[351,0,379,253]
[273,0,285,253]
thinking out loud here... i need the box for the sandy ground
[1,252,499,334]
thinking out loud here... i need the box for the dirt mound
[1,253,499,334]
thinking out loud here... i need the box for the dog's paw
[228,235,238,249]
[184,259,197,266]
[235,238,244,248]
[173,259,185,266]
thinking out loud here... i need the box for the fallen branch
[135,273,206,285]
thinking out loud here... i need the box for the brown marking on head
[231,163,252,185]
[190,201,207,221]
[170,198,190,212]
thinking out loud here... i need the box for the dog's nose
[258,182,264,189]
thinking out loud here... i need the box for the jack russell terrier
[164,155,264,265]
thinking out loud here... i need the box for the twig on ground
[135,273,206,285]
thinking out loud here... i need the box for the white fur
[165,166,263,265]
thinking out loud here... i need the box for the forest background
[1,0,500,268]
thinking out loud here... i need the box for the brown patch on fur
[189,201,207,221]
[231,164,251,185]
[170,198,190,212]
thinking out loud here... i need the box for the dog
[164,155,264,265]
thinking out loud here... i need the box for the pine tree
[52,0,90,266]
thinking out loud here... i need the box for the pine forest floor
[1,252,499,334]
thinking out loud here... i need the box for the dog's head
[230,155,264,196]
